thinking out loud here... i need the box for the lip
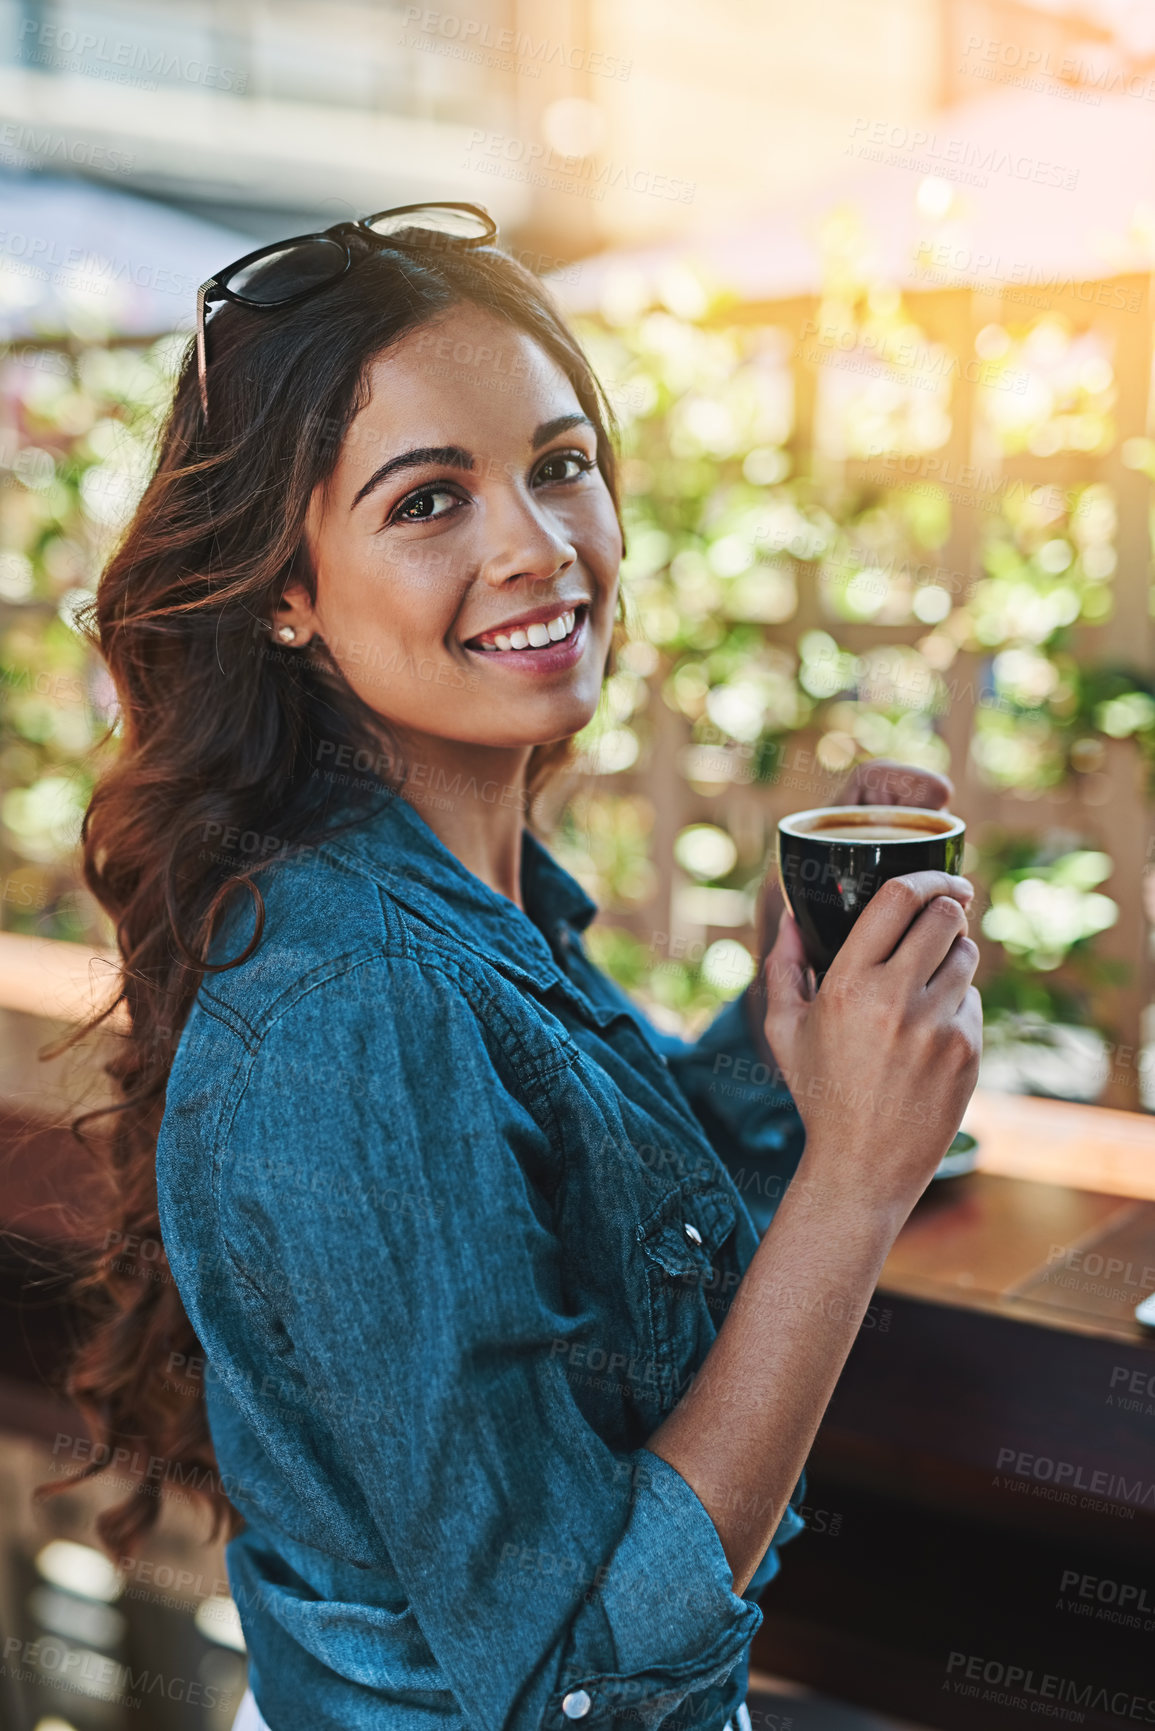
[463,603,590,673]
[462,598,590,648]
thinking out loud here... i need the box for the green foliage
[583,922,754,1038]
[975,831,1129,1037]
[0,280,1151,1090]
[0,337,180,941]
[568,272,1151,1064]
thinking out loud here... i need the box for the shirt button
[683,1222,703,1245]
[562,1690,592,1719]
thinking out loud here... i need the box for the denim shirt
[156,786,808,1731]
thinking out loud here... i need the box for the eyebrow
[532,413,596,450]
[350,415,597,511]
[351,446,472,511]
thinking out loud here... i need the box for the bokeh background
[3,0,1155,1109]
[1,2,1155,1727]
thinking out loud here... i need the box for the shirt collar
[319,785,598,990]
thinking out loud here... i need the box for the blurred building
[0,0,1129,257]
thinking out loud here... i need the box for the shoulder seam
[210,947,560,1218]
[196,992,260,1051]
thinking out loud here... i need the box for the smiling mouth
[465,603,588,654]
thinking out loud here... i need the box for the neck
[388,732,534,911]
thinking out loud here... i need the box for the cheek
[324,539,460,638]
[570,496,623,582]
[593,530,624,611]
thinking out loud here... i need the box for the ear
[271,544,320,643]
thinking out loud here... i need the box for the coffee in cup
[776,804,966,979]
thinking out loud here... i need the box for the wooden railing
[0,931,123,1027]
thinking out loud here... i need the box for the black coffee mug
[776,804,966,981]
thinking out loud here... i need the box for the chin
[481,707,595,753]
[543,692,603,740]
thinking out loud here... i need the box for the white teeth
[474,606,582,651]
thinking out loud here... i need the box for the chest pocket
[636,1177,739,1423]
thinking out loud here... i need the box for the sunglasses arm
[196,280,216,417]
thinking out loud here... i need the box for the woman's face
[286,302,623,761]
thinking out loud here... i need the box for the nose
[476,477,576,596]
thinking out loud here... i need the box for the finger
[755,878,787,960]
[959,984,984,1056]
[761,908,813,1038]
[924,930,981,1011]
[841,758,954,810]
[942,984,985,1083]
[832,871,974,971]
[887,895,971,987]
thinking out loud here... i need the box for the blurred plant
[977,832,1126,1024]
[976,318,1116,459]
[983,850,1118,972]
[583,920,753,1038]
[0,335,180,941]
[2,266,1152,1108]
[550,791,658,909]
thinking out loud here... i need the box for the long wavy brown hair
[39,229,624,1558]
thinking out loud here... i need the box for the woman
[59,204,981,1731]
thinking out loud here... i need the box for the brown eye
[391,486,461,524]
[534,451,595,486]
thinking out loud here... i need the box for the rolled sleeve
[217,957,759,1731]
[555,1449,761,1724]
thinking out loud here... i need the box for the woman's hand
[835,756,953,813]
[760,869,981,1219]
[650,848,980,1598]
[745,756,959,1063]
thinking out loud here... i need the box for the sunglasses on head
[195,201,499,421]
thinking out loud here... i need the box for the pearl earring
[276,625,297,643]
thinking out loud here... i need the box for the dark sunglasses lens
[226,237,347,304]
[364,205,492,245]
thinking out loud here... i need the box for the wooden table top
[3,931,1153,1344]
[962,1086,1155,1201]
[881,1088,1155,1346]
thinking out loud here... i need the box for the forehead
[351,304,580,441]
